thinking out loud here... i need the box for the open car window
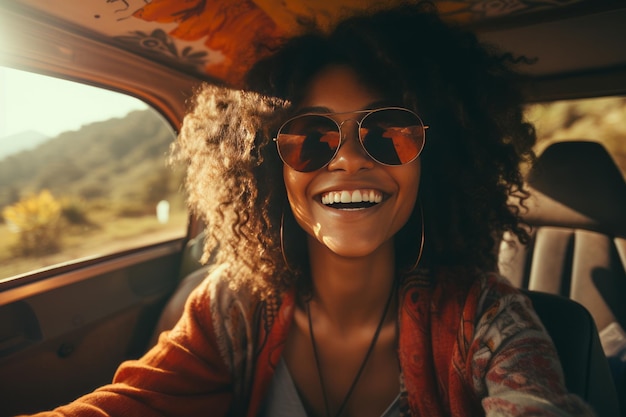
[527,95,626,176]
[0,66,187,282]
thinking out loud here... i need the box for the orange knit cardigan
[24,267,594,417]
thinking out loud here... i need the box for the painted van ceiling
[12,0,613,86]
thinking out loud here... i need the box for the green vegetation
[2,190,63,256]
[0,110,182,208]
[0,109,187,279]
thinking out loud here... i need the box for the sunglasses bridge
[333,115,372,151]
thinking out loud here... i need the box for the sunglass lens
[277,115,340,172]
[361,109,425,165]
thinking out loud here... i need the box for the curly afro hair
[172,2,535,297]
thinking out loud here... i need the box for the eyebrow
[294,100,399,116]
[293,106,331,115]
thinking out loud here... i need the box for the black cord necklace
[306,286,395,417]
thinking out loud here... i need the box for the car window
[526,95,626,177]
[0,66,187,282]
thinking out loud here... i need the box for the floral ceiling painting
[20,0,586,86]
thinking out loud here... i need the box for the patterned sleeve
[468,276,597,417]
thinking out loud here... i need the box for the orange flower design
[134,0,284,86]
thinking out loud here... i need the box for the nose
[326,120,375,172]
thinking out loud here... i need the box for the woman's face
[283,65,421,258]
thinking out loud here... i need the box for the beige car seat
[499,140,626,415]
[499,140,626,332]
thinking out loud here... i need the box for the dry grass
[0,210,188,281]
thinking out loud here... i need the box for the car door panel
[0,241,184,416]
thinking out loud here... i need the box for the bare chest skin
[282,304,401,417]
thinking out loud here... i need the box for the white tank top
[259,357,400,417]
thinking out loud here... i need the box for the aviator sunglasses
[274,107,427,172]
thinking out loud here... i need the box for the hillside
[0,130,50,159]
[0,109,182,209]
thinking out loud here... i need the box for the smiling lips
[321,189,383,207]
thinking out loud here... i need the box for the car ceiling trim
[0,4,199,130]
[524,65,626,102]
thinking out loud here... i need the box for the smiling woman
[13,3,602,417]
[2,0,626,415]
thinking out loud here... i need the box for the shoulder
[180,263,275,317]
[470,271,539,330]
[184,264,266,337]
[441,269,543,339]
[187,263,292,358]
[172,264,262,343]
[398,267,529,335]
[419,267,543,351]
[461,270,550,366]
[202,264,259,313]
[405,267,523,313]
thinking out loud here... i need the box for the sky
[0,66,148,139]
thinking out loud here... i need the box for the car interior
[0,1,625,416]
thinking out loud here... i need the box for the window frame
[0,6,200,291]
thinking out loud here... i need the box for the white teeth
[321,189,383,206]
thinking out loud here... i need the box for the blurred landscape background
[528,96,626,175]
[0,109,186,279]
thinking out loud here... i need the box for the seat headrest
[524,141,626,236]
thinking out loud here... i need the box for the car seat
[499,140,626,416]
[524,290,620,417]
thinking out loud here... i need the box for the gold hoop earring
[397,199,425,274]
[280,203,307,273]
[407,201,425,273]
[279,208,295,272]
